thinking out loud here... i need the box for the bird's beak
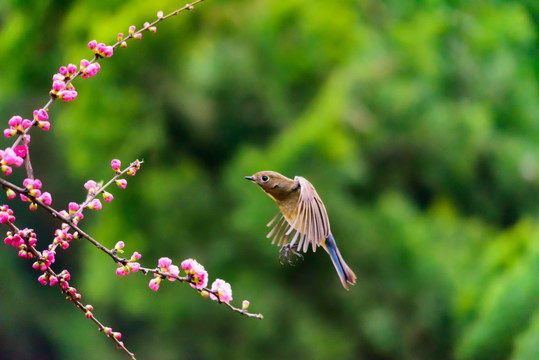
[244,176,255,181]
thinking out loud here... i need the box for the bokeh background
[1,0,538,359]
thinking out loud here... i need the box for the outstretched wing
[266,176,331,253]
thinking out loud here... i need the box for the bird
[245,170,357,290]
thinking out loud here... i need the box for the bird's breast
[277,192,300,227]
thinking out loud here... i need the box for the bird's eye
[261,175,269,182]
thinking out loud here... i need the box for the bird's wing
[286,176,331,253]
[266,214,292,247]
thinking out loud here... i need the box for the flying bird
[245,170,356,290]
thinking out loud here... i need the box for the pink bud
[8,116,22,127]
[33,179,42,189]
[130,262,140,272]
[89,199,102,210]
[60,90,78,101]
[88,40,97,49]
[157,11,163,18]
[68,202,79,213]
[103,191,113,202]
[40,192,52,206]
[4,129,13,138]
[2,165,13,176]
[22,119,32,129]
[67,64,77,74]
[38,274,48,285]
[52,80,65,92]
[111,159,121,171]
[115,179,127,189]
[129,25,136,34]
[33,109,48,121]
[59,66,67,75]
[38,121,51,131]
[6,189,16,200]
[149,278,160,291]
[104,46,113,57]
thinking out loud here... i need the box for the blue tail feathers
[324,233,357,290]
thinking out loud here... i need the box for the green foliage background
[0,0,538,359]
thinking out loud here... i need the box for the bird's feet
[279,243,303,265]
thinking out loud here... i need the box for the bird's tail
[323,234,357,290]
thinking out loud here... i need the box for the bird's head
[245,171,298,201]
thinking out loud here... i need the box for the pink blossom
[0,205,16,224]
[181,258,208,290]
[3,147,23,166]
[115,179,127,188]
[149,277,161,291]
[14,145,28,158]
[52,73,64,82]
[209,279,233,304]
[60,90,77,101]
[111,159,121,171]
[158,257,172,268]
[88,40,97,50]
[59,66,67,76]
[130,262,141,272]
[33,109,48,121]
[158,257,180,280]
[84,180,97,192]
[85,63,100,76]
